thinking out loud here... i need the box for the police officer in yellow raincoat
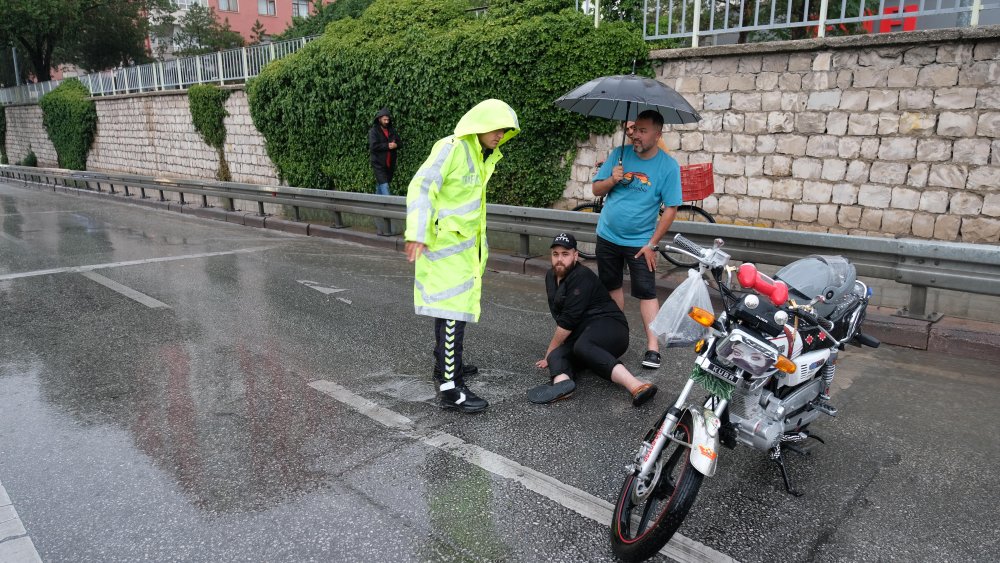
[404,99,520,413]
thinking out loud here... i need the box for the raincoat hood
[374,107,392,125]
[453,99,519,148]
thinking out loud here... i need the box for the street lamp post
[11,43,22,86]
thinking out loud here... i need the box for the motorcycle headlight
[716,330,779,377]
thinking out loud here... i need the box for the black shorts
[596,235,657,300]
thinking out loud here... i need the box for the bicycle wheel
[572,203,600,260]
[661,204,715,269]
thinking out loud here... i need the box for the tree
[174,5,245,57]
[599,0,645,23]
[0,0,173,82]
[250,20,268,45]
[276,0,375,40]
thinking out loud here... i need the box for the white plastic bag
[649,268,712,348]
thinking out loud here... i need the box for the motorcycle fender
[686,407,721,477]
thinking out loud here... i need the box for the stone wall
[4,105,58,167]
[87,89,278,183]
[223,91,278,184]
[561,26,1000,244]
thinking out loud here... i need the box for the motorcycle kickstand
[770,446,804,497]
[785,431,826,457]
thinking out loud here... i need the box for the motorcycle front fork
[631,378,729,480]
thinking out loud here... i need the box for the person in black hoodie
[368,108,402,235]
[369,108,402,195]
[527,232,658,406]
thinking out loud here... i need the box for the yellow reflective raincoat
[404,99,520,322]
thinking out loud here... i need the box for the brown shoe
[631,383,658,407]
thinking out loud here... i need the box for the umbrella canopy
[554,74,700,125]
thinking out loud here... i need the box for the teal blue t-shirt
[594,147,682,247]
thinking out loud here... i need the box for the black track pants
[547,317,629,381]
[434,318,467,382]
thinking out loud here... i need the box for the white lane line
[0,246,274,282]
[0,482,43,562]
[80,272,170,309]
[308,380,736,563]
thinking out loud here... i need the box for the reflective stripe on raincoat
[404,99,520,322]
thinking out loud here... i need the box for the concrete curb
[17,180,1000,360]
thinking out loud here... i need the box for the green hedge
[188,84,233,181]
[247,0,649,207]
[189,84,231,150]
[39,78,97,170]
[20,147,37,167]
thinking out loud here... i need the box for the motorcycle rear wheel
[610,414,705,562]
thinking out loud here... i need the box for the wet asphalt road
[0,181,998,563]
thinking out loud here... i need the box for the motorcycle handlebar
[791,307,834,331]
[672,234,704,258]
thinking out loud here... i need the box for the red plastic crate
[680,163,715,201]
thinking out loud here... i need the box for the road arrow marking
[297,280,348,295]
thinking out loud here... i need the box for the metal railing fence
[3,163,999,321]
[0,35,320,106]
[643,0,1000,44]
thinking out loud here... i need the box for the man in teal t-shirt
[591,109,682,370]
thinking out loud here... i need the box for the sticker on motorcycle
[698,445,718,460]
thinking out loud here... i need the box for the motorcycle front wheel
[610,414,705,562]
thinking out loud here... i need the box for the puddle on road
[373,374,437,403]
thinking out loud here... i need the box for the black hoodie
[368,108,402,185]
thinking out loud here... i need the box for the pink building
[156,0,321,54]
[208,0,318,41]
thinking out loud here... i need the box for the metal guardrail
[643,0,1000,44]
[3,164,999,320]
[0,35,319,106]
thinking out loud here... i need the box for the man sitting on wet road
[527,232,658,406]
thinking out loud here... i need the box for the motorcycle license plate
[704,360,739,384]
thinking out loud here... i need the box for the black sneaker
[438,381,488,413]
[433,364,479,378]
[641,351,661,369]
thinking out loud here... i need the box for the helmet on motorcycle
[775,255,857,317]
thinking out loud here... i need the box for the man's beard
[633,140,653,153]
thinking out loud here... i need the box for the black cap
[551,232,577,250]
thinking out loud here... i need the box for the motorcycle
[610,234,881,562]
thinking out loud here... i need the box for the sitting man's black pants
[547,317,629,381]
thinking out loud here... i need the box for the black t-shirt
[546,263,627,333]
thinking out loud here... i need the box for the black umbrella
[555,74,700,163]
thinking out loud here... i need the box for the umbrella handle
[619,99,631,166]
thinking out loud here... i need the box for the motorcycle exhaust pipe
[854,333,880,348]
